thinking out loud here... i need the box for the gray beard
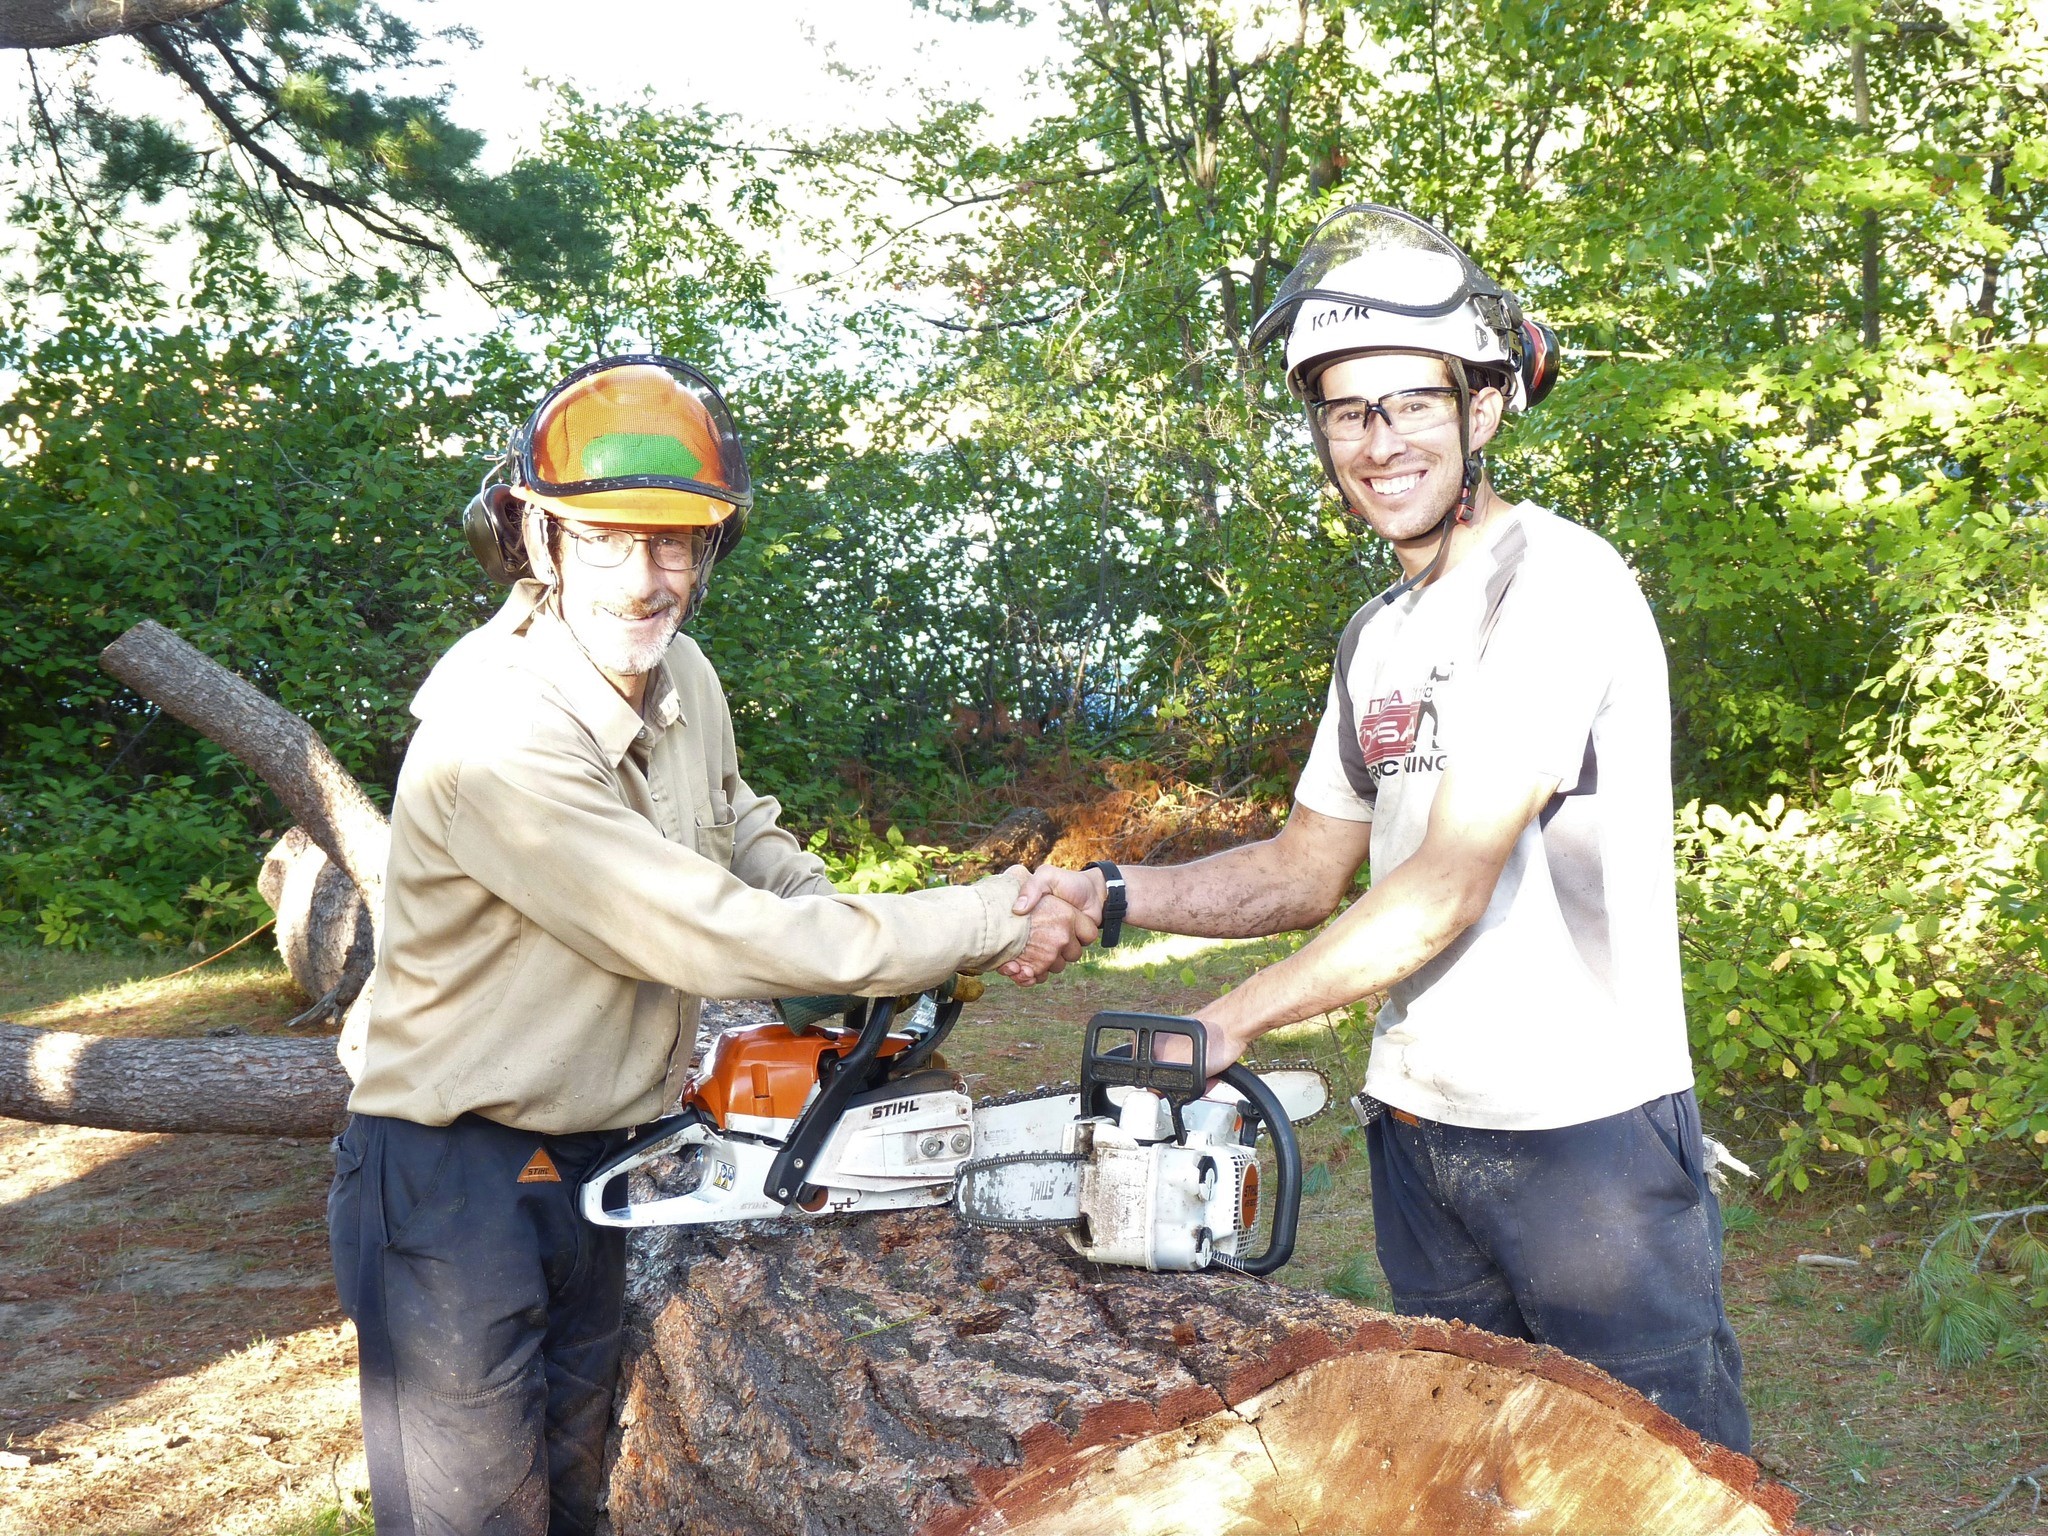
[568,605,682,680]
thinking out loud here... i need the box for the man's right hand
[1007,863,1105,924]
[1000,891,1097,986]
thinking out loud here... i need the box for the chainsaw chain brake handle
[763,995,900,1207]
[1214,1061,1302,1276]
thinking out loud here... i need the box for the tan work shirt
[347,582,1030,1133]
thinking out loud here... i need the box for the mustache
[596,598,680,621]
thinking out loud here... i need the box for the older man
[331,356,1094,1536]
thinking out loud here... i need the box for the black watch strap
[1084,860,1128,949]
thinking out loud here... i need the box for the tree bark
[608,1211,1802,1536]
[99,619,390,993]
[259,827,375,1014]
[0,0,232,49]
[0,1021,350,1136]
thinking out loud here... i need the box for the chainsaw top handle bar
[1215,1060,1301,1276]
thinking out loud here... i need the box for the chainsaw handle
[763,995,898,1207]
[1217,1062,1300,1276]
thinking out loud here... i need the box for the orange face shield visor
[510,357,753,530]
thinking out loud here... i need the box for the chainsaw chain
[1240,1059,1336,1127]
[973,1066,1333,1122]
[971,1082,1079,1111]
[953,1151,1089,1231]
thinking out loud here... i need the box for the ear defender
[463,483,531,585]
[1517,318,1561,408]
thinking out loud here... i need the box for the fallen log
[609,1209,1801,1536]
[0,1020,351,1137]
[259,828,375,1019]
[99,619,389,1009]
[99,619,389,934]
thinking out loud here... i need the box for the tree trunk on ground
[609,1210,1801,1536]
[0,1021,350,1137]
[259,828,375,1016]
[100,619,389,1008]
[968,807,1059,869]
[0,0,233,49]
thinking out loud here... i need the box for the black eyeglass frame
[1310,386,1467,442]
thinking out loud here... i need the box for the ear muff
[1517,318,1561,409]
[464,483,530,585]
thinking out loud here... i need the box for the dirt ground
[5,940,2048,1536]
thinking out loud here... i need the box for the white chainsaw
[579,980,1321,1277]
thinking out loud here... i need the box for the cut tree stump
[609,1209,1801,1536]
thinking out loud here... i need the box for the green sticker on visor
[582,431,705,482]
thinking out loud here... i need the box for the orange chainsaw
[578,978,1322,1275]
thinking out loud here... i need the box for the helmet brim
[509,483,742,528]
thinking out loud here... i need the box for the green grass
[0,937,303,1036]
[265,1489,371,1536]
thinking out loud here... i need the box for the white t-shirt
[1295,502,1694,1130]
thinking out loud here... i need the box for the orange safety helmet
[465,356,753,586]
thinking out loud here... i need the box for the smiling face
[1317,351,1503,549]
[530,515,700,702]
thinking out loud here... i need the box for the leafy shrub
[808,819,958,895]
[1681,590,2048,1197]
[0,771,271,950]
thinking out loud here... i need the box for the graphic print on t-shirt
[1358,662,1453,776]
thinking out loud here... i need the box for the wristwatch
[1084,860,1127,948]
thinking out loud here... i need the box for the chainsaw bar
[1241,1060,1334,1126]
[973,1082,1078,1111]
[954,1151,1088,1231]
[974,1066,1333,1125]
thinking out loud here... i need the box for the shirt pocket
[694,806,739,869]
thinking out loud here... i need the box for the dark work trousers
[1366,1089,1751,1453]
[327,1113,631,1536]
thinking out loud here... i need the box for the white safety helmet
[1252,204,1561,607]
[1252,204,1558,410]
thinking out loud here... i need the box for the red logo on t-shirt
[1358,692,1423,766]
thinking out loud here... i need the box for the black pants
[1367,1089,1751,1453]
[327,1113,629,1536]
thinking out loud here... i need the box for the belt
[1349,1092,1427,1129]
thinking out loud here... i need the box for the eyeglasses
[1313,387,1461,442]
[554,520,706,572]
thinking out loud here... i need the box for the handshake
[996,863,1113,987]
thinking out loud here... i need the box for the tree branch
[0,0,230,49]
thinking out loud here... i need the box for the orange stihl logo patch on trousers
[517,1148,561,1183]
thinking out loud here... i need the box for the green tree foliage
[19,0,608,294]
[0,204,521,947]
[795,0,2048,1189]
